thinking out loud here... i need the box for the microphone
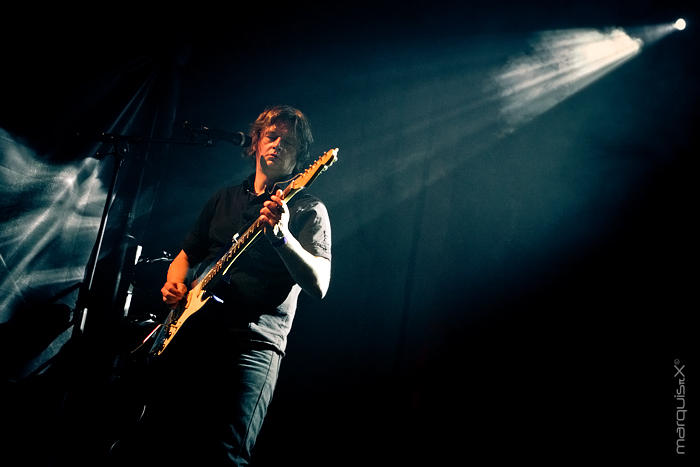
[184,121,252,147]
[204,127,252,147]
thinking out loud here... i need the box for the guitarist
[129,106,331,466]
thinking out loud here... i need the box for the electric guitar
[145,147,339,357]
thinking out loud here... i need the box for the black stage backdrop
[1,1,697,464]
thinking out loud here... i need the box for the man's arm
[272,236,331,299]
[260,191,331,299]
[161,249,190,305]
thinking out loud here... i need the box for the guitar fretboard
[197,148,337,291]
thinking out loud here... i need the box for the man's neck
[253,172,270,195]
[254,171,290,196]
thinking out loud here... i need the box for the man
[151,105,331,465]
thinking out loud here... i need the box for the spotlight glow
[673,18,686,31]
[495,28,643,130]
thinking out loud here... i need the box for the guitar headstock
[290,148,339,191]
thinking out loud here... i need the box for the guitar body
[149,281,212,356]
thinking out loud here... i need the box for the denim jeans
[116,323,283,466]
[219,346,282,465]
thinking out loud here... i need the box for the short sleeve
[289,195,332,261]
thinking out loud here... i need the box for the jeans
[114,323,282,466]
[219,347,282,465]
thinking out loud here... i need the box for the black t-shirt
[180,175,331,354]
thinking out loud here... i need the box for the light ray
[495,28,643,131]
[0,129,106,322]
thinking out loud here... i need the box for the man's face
[256,123,298,178]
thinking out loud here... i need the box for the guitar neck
[197,147,338,291]
[198,184,305,290]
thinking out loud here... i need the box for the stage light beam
[494,27,643,131]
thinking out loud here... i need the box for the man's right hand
[161,281,187,306]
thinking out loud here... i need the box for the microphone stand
[56,127,228,464]
[72,125,234,339]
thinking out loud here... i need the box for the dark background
[1,1,696,464]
